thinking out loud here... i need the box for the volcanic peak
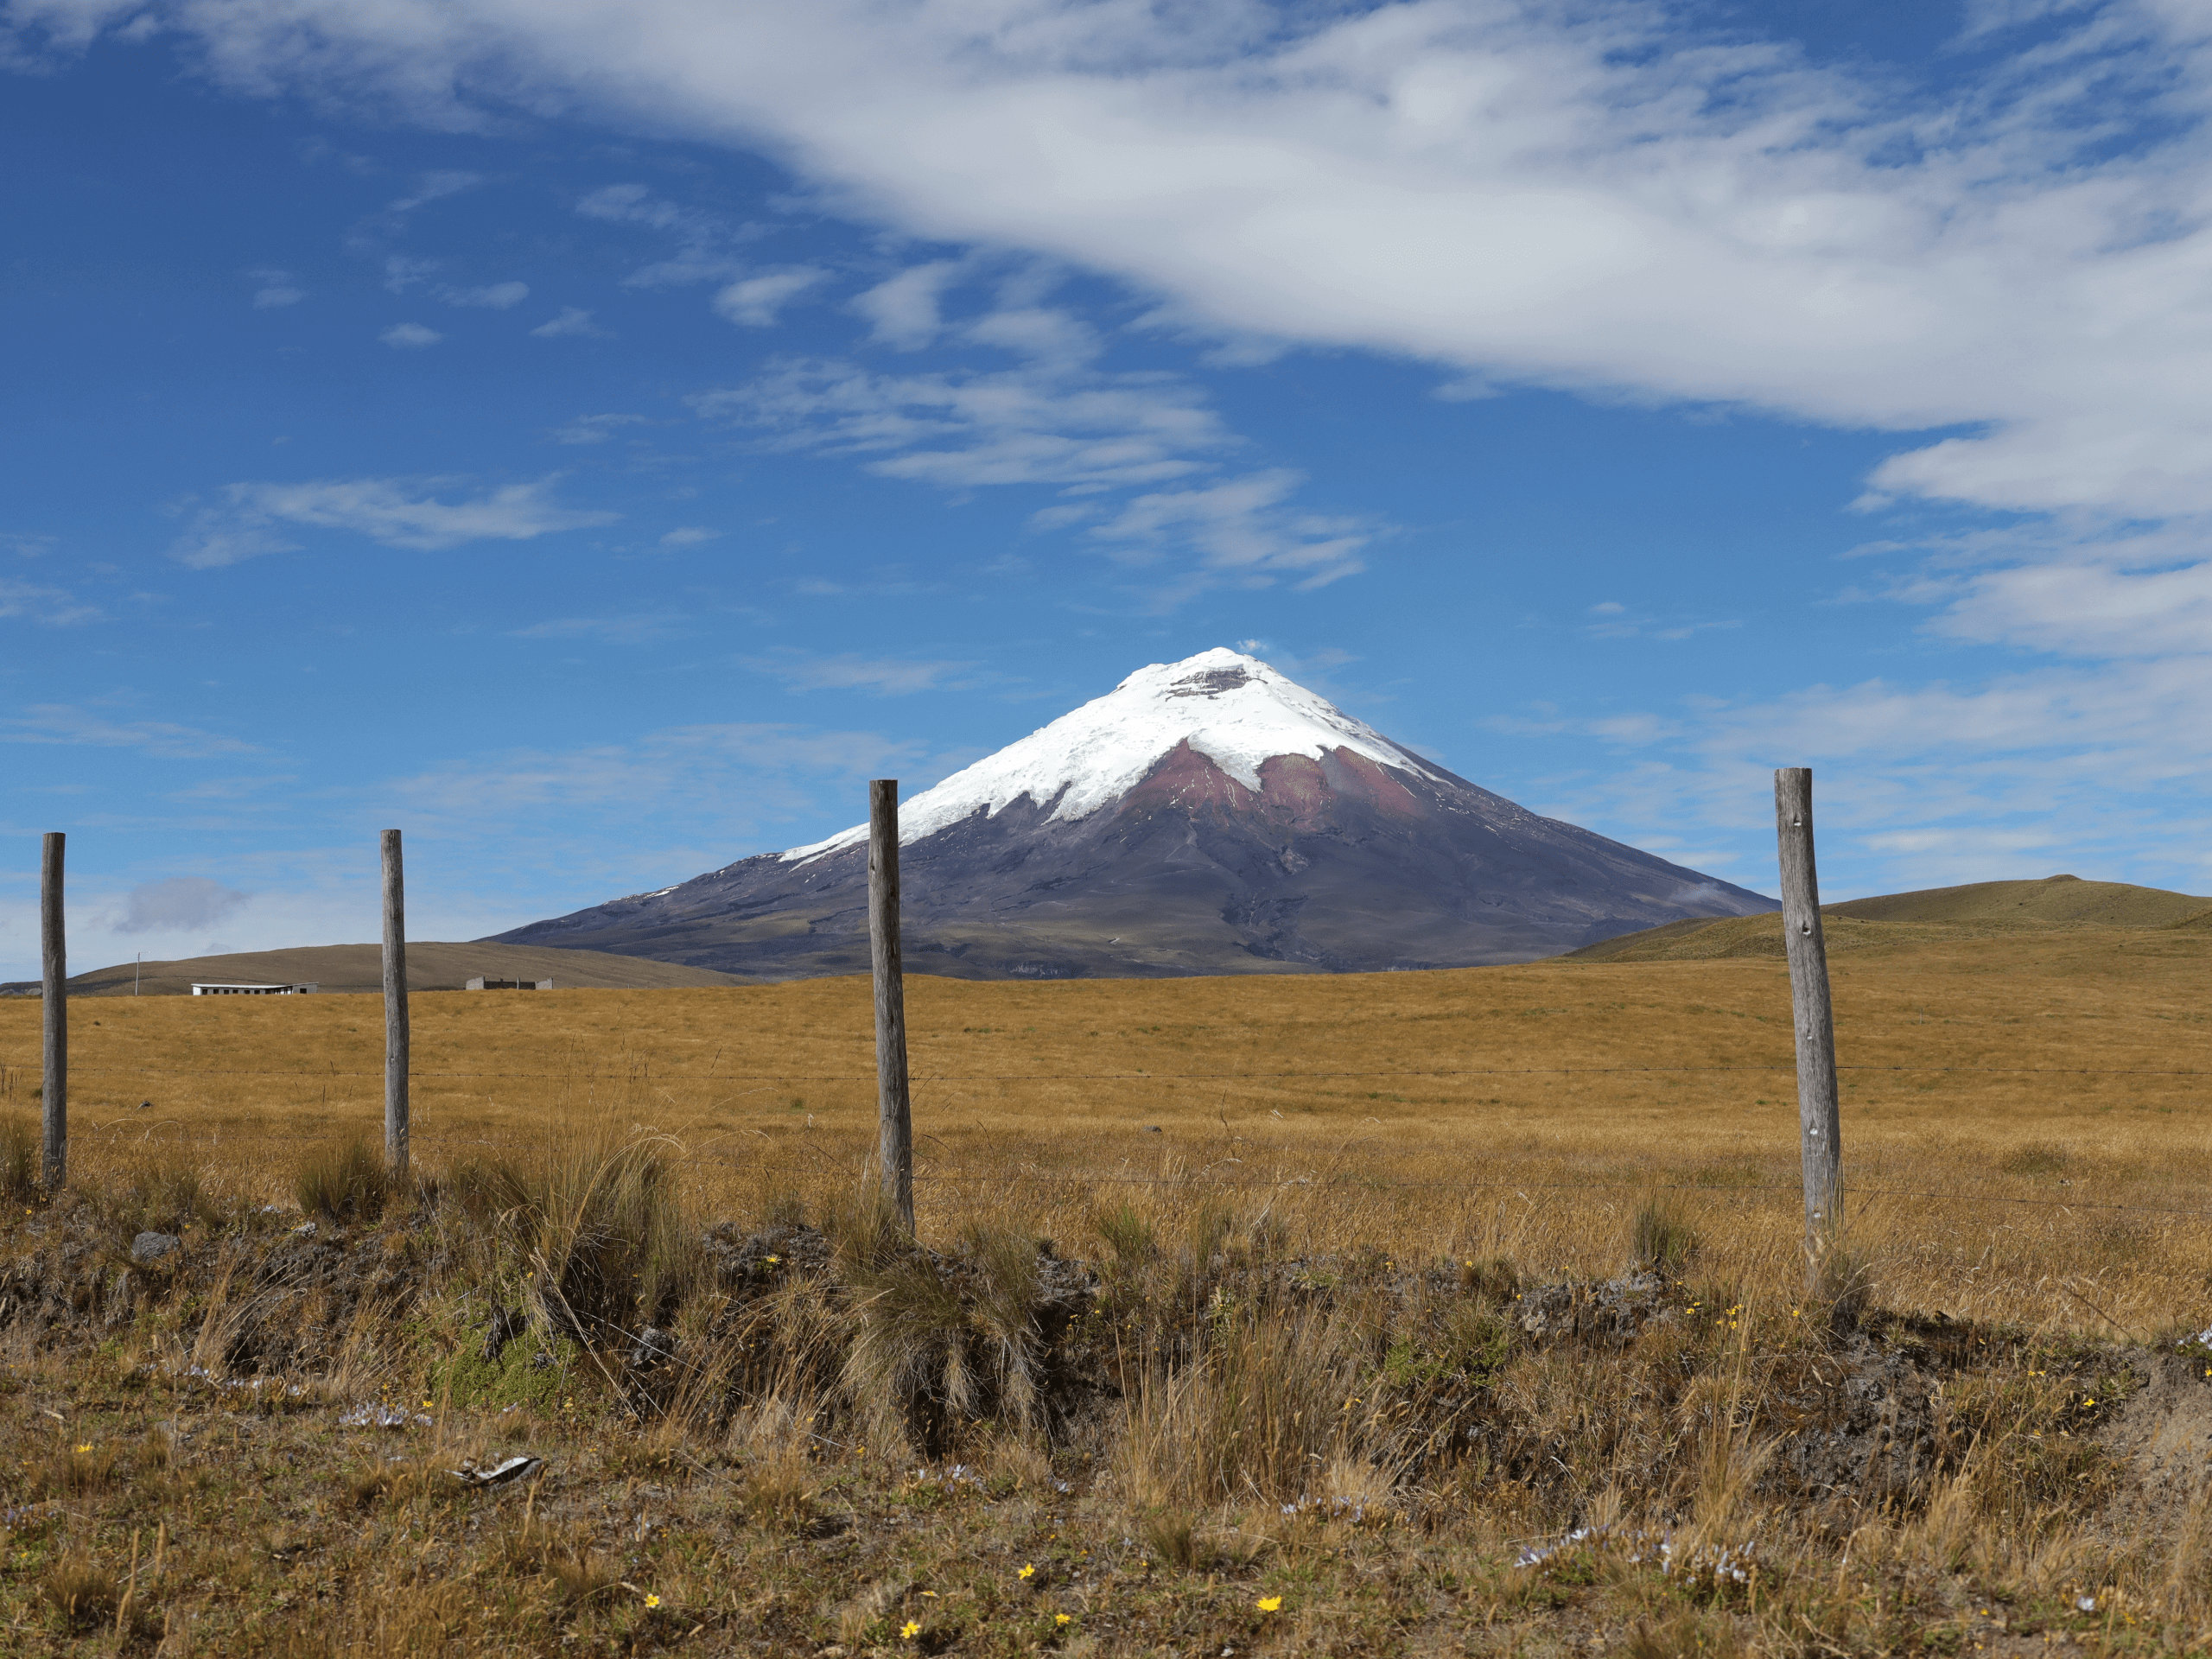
[779,647,1437,863]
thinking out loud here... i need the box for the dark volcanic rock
[496,649,1774,979]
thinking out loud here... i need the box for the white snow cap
[782,648,1439,862]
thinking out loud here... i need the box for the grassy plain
[7,916,2210,1329]
[6,920,2212,1655]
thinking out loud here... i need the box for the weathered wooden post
[40,832,66,1189]
[1774,768,1842,1281]
[381,829,410,1177]
[868,780,914,1235]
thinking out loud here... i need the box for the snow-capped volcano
[495,649,1775,979]
[781,648,1440,862]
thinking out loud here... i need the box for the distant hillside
[1826,874,2210,927]
[1565,874,2212,963]
[13,942,746,998]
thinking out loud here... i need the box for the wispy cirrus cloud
[388,721,926,818]
[576,181,751,287]
[1,703,257,759]
[440,279,528,308]
[532,307,608,339]
[169,475,618,567]
[510,613,685,644]
[550,412,645,444]
[696,348,1225,491]
[741,650,978,695]
[246,266,302,308]
[0,578,99,625]
[692,283,1384,597]
[714,269,824,327]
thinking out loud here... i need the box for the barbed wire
[6,1061,2210,1081]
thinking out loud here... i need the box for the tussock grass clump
[1094,1201,1154,1272]
[435,1119,698,1355]
[2004,1140,2072,1178]
[1,1112,37,1200]
[1122,1300,1362,1509]
[104,1154,218,1237]
[295,1136,394,1224]
[822,1177,1061,1454]
[1809,1238,1878,1329]
[39,1553,117,1633]
[1629,1194,1700,1276]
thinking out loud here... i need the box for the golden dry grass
[6,918,2209,1334]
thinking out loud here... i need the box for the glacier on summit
[781,648,1437,863]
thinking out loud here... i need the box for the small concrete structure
[466,976,553,990]
[190,982,317,995]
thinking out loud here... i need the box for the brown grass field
[9,916,2210,1328]
[4,915,2212,1654]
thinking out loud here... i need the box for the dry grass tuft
[1,1111,36,1202]
[1628,1193,1700,1276]
[294,1135,393,1224]
[38,1553,116,1633]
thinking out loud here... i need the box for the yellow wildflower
[1257,1595,1283,1612]
[1056,1613,1071,1627]
[645,1594,661,1609]
[901,1620,922,1640]
[1019,1564,1035,1580]
[73,1443,92,1453]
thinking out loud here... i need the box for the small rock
[628,1326,677,1371]
[290,1221,317,1237]
[1146,1125,1163,1134]
[136,1099,153,1111]
[130,1231,181,1266]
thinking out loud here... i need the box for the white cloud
[111,875,251,934]
[658,525,718,547]
[31,0,2212,539]
[390,721,925,817]
[741,651,976,695]
[380,321,442,348]
[0,578,98,625]
[694,353,1224,491]
[1089,471,1376,591]
[510,613,682,643]
[1,703,257,759]
[442,279,529,308]
[247,267,302,307]
[532,306,608,338]
[383,255,438,292]
[386,169,483,215]
[169,475,618,566]
[551,411,645,444]
[855,261,962,349]
[576,181,753,286]
[713,268,825,327]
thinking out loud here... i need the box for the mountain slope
[496,649,1777,979]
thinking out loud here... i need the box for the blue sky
[5,0,2211,979]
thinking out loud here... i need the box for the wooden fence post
[1774,768,1842,1280]
[868,780,914,1235]
[381,829,410,1177]
[40,832,66,1189]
